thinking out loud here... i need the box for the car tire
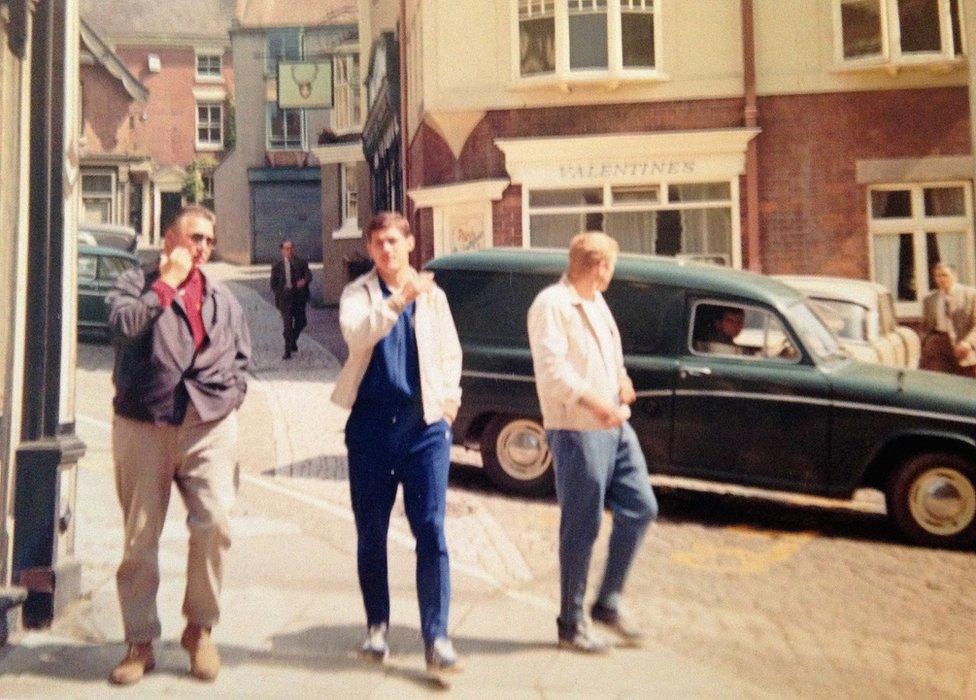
[481,414,554,497]
[886,451,976,549]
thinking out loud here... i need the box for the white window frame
[195,101,223,151]
[524,179,739,267]
[867,181,975,318]
[331,51,362,135]
[333,162,362,239]
[195,50,223,82]
[80,169,117,224]
[266,102,306,151]
[832,0,965,71]
[510,0,665,89]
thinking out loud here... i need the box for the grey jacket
[107,265,251,425]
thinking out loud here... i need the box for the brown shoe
[109,643,155,685]
[181,624,220,682]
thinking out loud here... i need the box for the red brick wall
[80,64,146,155]
[407,88,970,272]
[116,45,233,167]
[756,87,970,277]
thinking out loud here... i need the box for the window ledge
[830,56,966,76]
[509,69,669,93]
[332,219,361,239]
[195,75,225,85]
[195,142,223,152]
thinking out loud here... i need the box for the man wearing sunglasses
[106,204,251,685]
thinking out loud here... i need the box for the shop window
[332,52,362,134]
[266,103,305,150]
[526,181,735,266]
[834,0,964,68]
[515,0,660,84]
[266,28,302,75]
[196,52,222,81]
[81,170,116,224]
[869,183,975,317]
[196,102,223,149]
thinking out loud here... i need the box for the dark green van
[428,248,976,548]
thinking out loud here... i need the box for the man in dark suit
[270,240,312,359]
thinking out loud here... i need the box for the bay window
[516,0,660,84]
[834,0,964,68]
[869,183,975,317]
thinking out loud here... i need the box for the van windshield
[787,302,847,362]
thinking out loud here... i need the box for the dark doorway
[160,192,183,234]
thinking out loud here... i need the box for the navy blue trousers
[345,401,452,643]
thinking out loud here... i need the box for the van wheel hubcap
[496,420,551,481]
[908,467,976,536]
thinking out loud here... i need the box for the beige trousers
[112,405,238,643]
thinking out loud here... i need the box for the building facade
[215,0,367,305]
[79,0,236,244]
[375,0,976,321]
[1,0,85,639]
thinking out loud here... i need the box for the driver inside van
[694,306,750,356]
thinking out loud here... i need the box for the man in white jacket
[528,232,657,653]
[331,212,463,682]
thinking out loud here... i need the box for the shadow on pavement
[448,463,906,548]
[0,624,552,690]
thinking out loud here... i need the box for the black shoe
[590,602,644,646]
[282,350,292,360]
[290,341,298,352]
[557,617,609,654]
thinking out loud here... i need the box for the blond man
[527,232,657,653]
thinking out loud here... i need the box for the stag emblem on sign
[290,63,319,99]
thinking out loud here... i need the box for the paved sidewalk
[0,264,765,698]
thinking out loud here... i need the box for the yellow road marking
[672,530,815,574]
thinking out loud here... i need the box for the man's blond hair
[567,231,619,280]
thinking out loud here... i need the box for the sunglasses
[190,233,217,247]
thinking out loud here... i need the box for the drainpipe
[741,0,761,272]
[399,0,409,219]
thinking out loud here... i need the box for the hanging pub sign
[277,59,333,109]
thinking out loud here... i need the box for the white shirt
[284,258,292,289]
[528,277,631,431]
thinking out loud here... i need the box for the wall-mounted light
[147,54,161,73]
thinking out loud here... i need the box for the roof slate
[80,0,237,42]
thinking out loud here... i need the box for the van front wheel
[481,415,554,497]
[886,452,976,548]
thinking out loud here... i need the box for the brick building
[79,0,236,244]
[366,0,976,321]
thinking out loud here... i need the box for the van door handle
[679,366,712,378]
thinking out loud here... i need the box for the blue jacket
[107,265,251,425]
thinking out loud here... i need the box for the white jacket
[331,269,463,424]
[527,277,630,431]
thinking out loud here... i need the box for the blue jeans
[546,422,657,627]
[346,401,452,644]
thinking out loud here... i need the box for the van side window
[435,270,519,343]
[603,280,671,354]
[690,301,799,361]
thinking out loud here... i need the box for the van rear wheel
[886,452,976,549]
[481,415,554,497]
